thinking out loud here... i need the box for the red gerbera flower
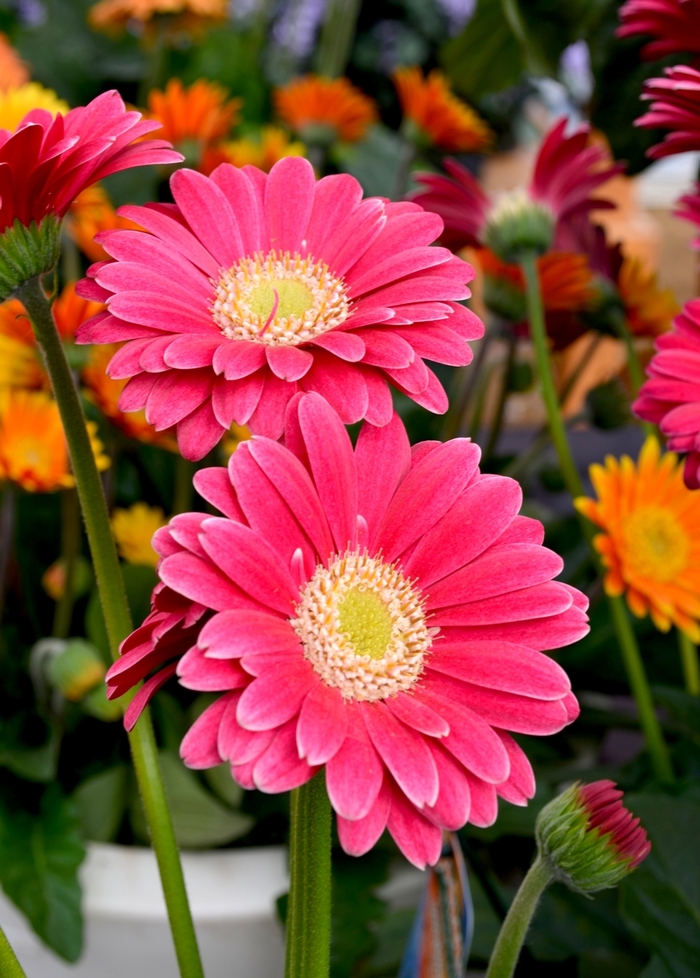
[409,119,622,254]
[634,300,700,487]
[75,156,483,460]
[617,0,700,60]
[107,394,587,868]
[637,65,700,157]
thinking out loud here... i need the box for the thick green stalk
[483,330,517,459]
[678,629,700,696]
[285,772,332,978]
[0,925,27,978]
[16,278,204,978]
[53,489,80,638]
[485,856,552,978]
[520,254,674,785]
[315,0,362,78]
[172,455,196,515]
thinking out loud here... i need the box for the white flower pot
[0,842,288,977]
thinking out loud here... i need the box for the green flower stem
[0,924,27,978]
[285,772,332,978]
[315,0,362,77]
[611,310,655,435]
[52,489,80,639]
[483,330,517,459]
[172,455,196,515]
[520,253,674,786]
[678,629,700,696]
[485,855,552,978]
[16,277,205,978]
[0,485,15,625]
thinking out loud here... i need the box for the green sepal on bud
[484,190,554,265]
[0,215,62,302]
[535,780,650,894]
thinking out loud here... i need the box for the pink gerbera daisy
[409,119,623,254]
[75,156,483,460]
[637,65,700,157]
[107,394,587,868]
[634,300,700,487]
[617,0,700,60]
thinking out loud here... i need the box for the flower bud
[535,780,651,893]
[46,639,106,702]
[484,190,554,264]
[0,216,62,302]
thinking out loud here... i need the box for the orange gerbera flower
[393,66,492,153]
[0,299,46,391]
[0,390,109,492]
[88,0,227,33]
[617,255,678,337]
[146,78,240,165]
[202,126,305,174]
[480,249,595,315]
[82,344,178,451]
[0,34,29,92]
[576,436,700,640]
[52,282,106,342]
[274,75,377,144]
[66,185,141,262]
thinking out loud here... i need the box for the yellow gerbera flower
[111,502,167,567]
[0,390,109,493]
[274,75,377,144]
[392,66,492,153]
[0,82,68,132]
[204,126,305,174]
[220,423,251,459]
[617,255,678,337]
[575,436,700,640]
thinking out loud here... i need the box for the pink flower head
[634,300,700,487]
[75,156,483,460]
[409,119,623,253]
[0,90,182,232]
[107,394,588,868]
[617,0,700,60]
[578,781,651,870]
[637,65,700,158]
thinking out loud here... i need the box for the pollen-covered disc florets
[211,250,349,346]
[291,551,431,701]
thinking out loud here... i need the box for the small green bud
[46,639,106,702]
[484,190,554,264]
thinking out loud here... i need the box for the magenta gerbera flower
[75,156,483,459]
[617,0,700,60]
[634,301,700,487]
[107,394,587,868]
[409,119,623,256]
[637,66,700,158]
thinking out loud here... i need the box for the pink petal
[385,692,449,737]
[176,399,224,461]
[305,173,364,255]
[177,646,248,691]
[360,367,394,426]
[193,467,245,521]
[428,641,570,700]
[325,703,383,820]
[311,331,366,361]
[119,372,158,412]
[145,369,213,429]
[444,679,570,735]
[164,333,223,369]
[355,412,411,548]
[386,786,443,869]
[336,778,391,857]
[425,745,471,830]
[212,341,267,380]
[236,658,315,731]
[123,663,177,731]
[362,702,439,809]
[266,345,313,381]
[199,608,297,658]
[357,329,416,369]
[265,156,316,253]
[446,606,590,651]
[465,774,498,828]
[296,682,348,765]
[431,581,573,627]
[171,167,244,267]
[247,371,294,440]
[210,164,267,254]
[300,352,369,424]
[218,694,275,765]
[159,551,264,613]
[495,731,536,803]
[252,718,318,793]
[180,693,232,768]
[420,688,510,784]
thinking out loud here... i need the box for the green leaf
[441,0,523,99]
[652,686,700,743]
[0,722,60,783]
[130,752,253,848]
[203,763,245,810]
[73,765,129,842]
[0,786,85,962]
[334,126,405,199]
[331,850,390,978]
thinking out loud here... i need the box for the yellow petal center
[248,279,314,321]
[621,506,689,581]
[337,587,393,661]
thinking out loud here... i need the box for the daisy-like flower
[636,66,700,158]
[202,126,305,175]
[106,394,587,869]
[66,184,143,263]
[617,254,677,337]
[0,90,182,299]
[88,0,227,33]
[112,502,167,567]
[0,389,109,492]
[146,78,241,171]
[410,119,623,262]
[0,33,29,92]
[634,302,700,487]
[0,82,68,132]
[274,75,378,146]
[617,0,700,60]
[393,66,492,154]
[575,436,700,638]
[82,344,179,452]
[75,155,484,460]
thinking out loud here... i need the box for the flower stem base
[485,856,552,978]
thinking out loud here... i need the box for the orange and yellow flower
[0,299,46,391]
[617,255,678,337]
[576,436,700,640]
[0,82,68,132]
[146,78,240,167]
[52,282,106,342]
[88,0,227,33]
[0,389,109,492]
[203,125,305,174]
[480,250,595,314]
[0,34,29,92]
[66,185,142,262]
[274,75,377,144]
[111,502,167,567]
[393,66,492,153]
[82,344,178,451]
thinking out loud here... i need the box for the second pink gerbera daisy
[107,394,587,868]
[76,156,483,459]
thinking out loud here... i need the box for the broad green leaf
[641,958,678,978]
[0,786,85,962]
[130,751,253,848]
[73,765,129,842]
[334,126,405,199]
[441,0,523,99]
[652,686,700,743]
[0,722,60,783]
[331,850,390,978]
[528,887,631,962]
[203,763,245,810]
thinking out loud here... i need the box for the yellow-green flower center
[211,250,349,346]
[291,552,431,701]
[621,506,689,581]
